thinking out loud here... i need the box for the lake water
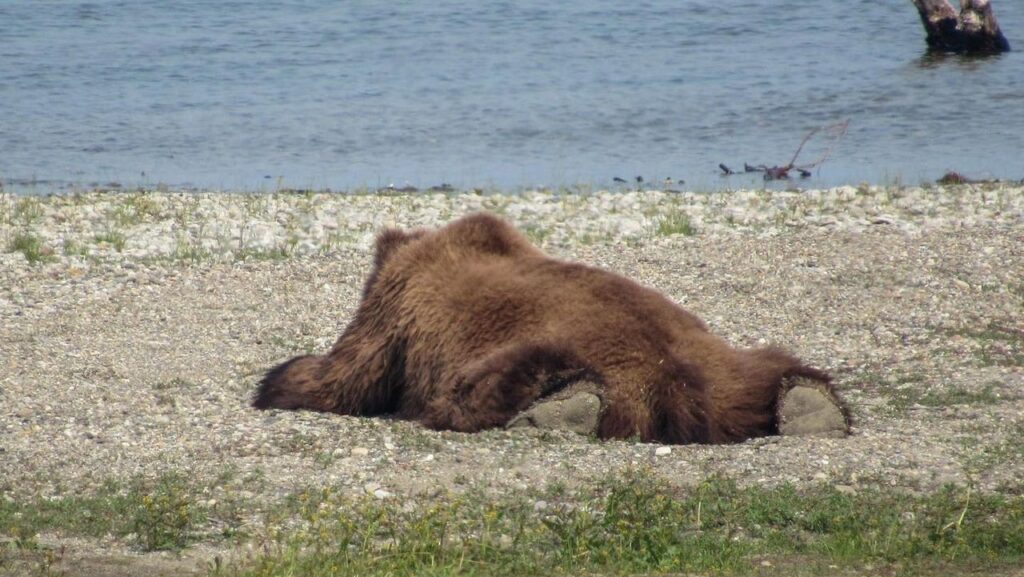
[2,0,1023,192]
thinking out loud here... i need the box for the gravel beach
[1,185,1022,575]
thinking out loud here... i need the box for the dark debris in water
[720,120,850,181]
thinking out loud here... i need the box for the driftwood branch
[786,121,849,173]
[720,120,849,181]
[911,0,1009,54]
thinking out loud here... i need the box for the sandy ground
[1,188,1022,576]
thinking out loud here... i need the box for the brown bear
[254,213,845,444]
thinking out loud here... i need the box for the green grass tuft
[888,380,1008,412]
[130,473,201,551]
[4,470,1022,575]
[0,474,205,552]
[7,231,54,263]
[939,323,1024,367]
[62,238,89,257]
[13,197,44,225]
[173,244,210,263]
[213,472,1024,577]
[655,210,696,236]
[93,230,127,252]
[522,224,552,245]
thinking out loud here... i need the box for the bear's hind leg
[421,343,591,432]
[777,367,849,438]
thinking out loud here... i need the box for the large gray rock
[777,377,849,438]
[507,381,603,435]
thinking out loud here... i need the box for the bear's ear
[373,228,426,269]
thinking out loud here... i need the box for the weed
[391,425,445,452]
[313,452,336,468]
[1011,283,1024,305]
[174,235,210,263]
[7,231,54,263]
[267,333,320,355]
[235,246,292,261]
[0,474,204,553]
[522,224,552,246]
[960,419,1024,475]
[321,230,359,254]
[944,323,1024,367]
[241,194,271,219]
[575,231,610,246]
[0,479,132,541]
[0,532,67,577]
[656,210,696,236]
[110,194,161,226]
[888,380,1006,412]
[130,473,202,551]
[62,238,89,257]
[13,197,44,225]
[154,377,195,390]
[214,471,1024,577]
[93,230,127,252]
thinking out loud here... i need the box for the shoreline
[2,186,1023,576]
[2,184,1022,267]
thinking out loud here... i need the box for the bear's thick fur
[254,213,839,444]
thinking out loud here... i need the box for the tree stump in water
[911,0,1010,54]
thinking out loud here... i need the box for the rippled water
[2,0,1023,192]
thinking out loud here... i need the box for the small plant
[656,210,696,236]
[576,231,605,245]
[887,380,1006,413]
[4,529,66,577]
[173,235,210,263]
[154,377,194,390]
[220,470,1024,577]
[314,452,336,468]
[8,231,54,263]
[13,197,44,225]
[235,246,293,261]
[522,224,552,245]
[943,323,1024,367]
[130,474,200,551]
[0,480,132,543]
[111,194,161,226]
[93,230,127,252]
[62,238,89,257]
